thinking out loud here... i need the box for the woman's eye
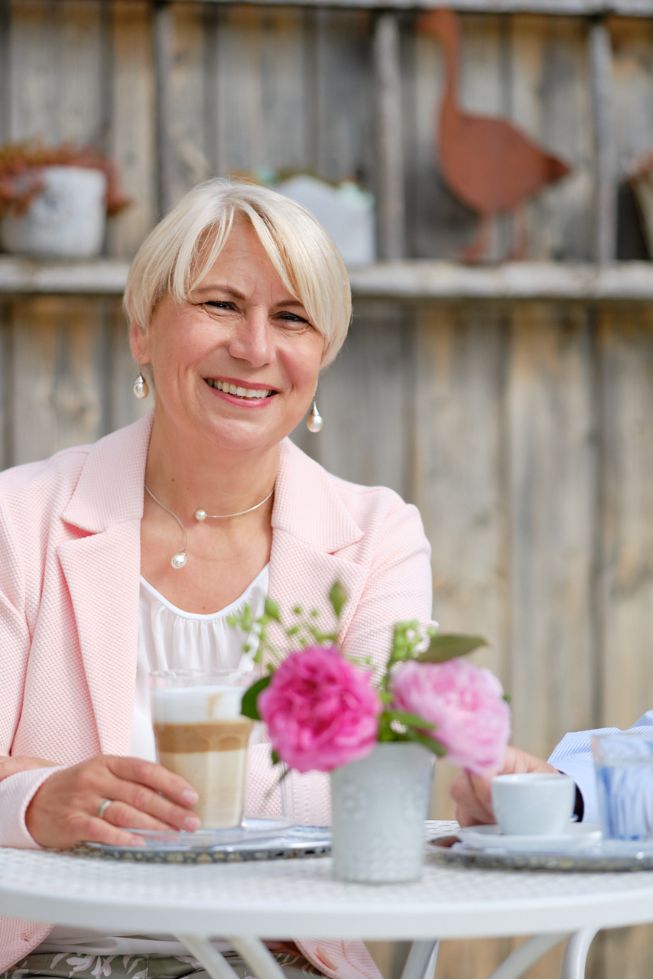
[205,300,236,311]
[277,311,310,326]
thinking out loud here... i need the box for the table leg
[489,933,567,978]
[175,934,238,978]
[225,935,286,979]
[401,939,440,979]
[561,927,598,980]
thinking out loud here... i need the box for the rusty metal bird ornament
[417,8,572,262]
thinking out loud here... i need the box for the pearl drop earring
[133,371,149,400]
[306,399,323,433]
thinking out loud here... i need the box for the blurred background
[0,1,652,976]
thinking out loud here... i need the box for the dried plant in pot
[0,141,130,259]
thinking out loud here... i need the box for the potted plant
[0,141,130,259]
[230,582,511,883]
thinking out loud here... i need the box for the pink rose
[390,659,511,775]
[258,646,382,773]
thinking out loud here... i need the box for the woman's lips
[205,377,278,406]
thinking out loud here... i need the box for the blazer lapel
[58,523,141,754]
[57,414,152,754]
[268,440,367,650]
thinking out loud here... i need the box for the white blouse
[41,566,269,956]
[132,566,269,761]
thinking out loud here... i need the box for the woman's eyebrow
[192,283,247,300]
[193,283,305,308]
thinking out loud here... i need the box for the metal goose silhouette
[417,9,572,262]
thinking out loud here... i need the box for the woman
[0,180,432,978]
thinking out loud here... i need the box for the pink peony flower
[258,646,382,773]
[390,659,511,775]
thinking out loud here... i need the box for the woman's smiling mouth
[205,377,277,401]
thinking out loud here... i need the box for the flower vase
[329,742,434,883]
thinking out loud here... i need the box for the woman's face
[130,220,325,455]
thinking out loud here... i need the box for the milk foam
[152,684,245,723]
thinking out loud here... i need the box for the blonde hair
[124,179,352,367]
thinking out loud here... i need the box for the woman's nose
[228,311,273,366]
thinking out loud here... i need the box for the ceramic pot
[330,742,434,883]
[0,165,107,258]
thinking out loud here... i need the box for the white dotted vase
[330,742,435,883]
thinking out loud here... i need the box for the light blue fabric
[548,711,653,824]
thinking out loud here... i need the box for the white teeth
[208,379,272,399]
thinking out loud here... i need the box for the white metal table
[2,821,653,979]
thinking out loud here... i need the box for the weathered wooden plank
[209,5,308,177]
[153,0,175,216]
[373,13,405,259]
[597,306,653,980]
[108,0,157,256]
[0,1,11,142]
[413,302,516,980]
[589,18,616,262]
[7,0,58,141]
[508,303,597,752]
[162,3,211,203]
[312,8,374,182]
[9,298,106,464]
[510,15,592,260]
[611,16,653,258]
[297,302,416,497]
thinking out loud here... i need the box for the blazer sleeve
[0,501,61,848]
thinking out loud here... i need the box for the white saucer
[458,823,602,853]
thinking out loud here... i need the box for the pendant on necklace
[171,551,189,570]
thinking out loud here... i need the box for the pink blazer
[0,413,432,977]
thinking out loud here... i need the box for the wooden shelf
[2,257,653,302]
[176,0,653,16]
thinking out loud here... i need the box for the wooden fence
[1,2,653,977]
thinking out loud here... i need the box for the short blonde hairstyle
[124,179,352,367]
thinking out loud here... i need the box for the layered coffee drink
[151,673,254,829]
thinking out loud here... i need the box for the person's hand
[0,756,59,780]
[25,755,201,848]
[450,746,558,827]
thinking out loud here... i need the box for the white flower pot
[330,742,434,883]
[0,165,107,259]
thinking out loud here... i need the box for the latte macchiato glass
[150,669,254,829]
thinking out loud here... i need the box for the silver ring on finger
[97,798,113,820]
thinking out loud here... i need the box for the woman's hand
[25,755,201,848]
[450,746,558,827]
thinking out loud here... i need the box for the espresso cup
[491,772,575,836]
[150,669,254,829]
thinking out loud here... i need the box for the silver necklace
[144,483,275,570]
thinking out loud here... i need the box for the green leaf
[271,749,281,766]
[385,708,435,730]
[328,580,347,620]
[240,675,272,721]
[417,633,487,663]
[264,598,282,622]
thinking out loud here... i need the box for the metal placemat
[428,833,653,872]
[71,823,331,864]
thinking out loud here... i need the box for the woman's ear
[129,320,150,365]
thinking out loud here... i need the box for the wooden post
[589,17,616,263]
[153,0,174,218]
[373,12,405,260]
